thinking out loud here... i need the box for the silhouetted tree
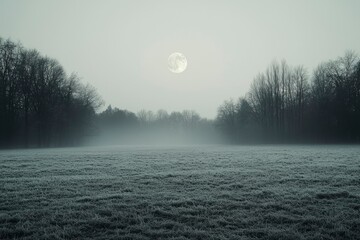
[0,38,102,148]
[218,52,360,143]
[216,99,237,142]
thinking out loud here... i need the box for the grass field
[0,145,359,239]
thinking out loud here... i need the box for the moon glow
[168,52,187,73]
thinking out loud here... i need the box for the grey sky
[1,0,359,118]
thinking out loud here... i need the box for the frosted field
[0,145,360,240]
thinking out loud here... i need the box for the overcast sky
[1,0,360,118]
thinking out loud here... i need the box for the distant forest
[1,38,360,148]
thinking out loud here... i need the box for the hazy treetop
[1,0,359,118]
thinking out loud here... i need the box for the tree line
[93,106,219,145]
[2,37,359,147]
[0,37,218,148]
[0,38,102,148]
[216,51,360,143]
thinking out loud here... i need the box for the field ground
[0,145,359,239]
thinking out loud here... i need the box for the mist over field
[87,107,225,146]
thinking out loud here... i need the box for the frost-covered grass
[0,145,359,239]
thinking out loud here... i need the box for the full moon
[168,52,187,73]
